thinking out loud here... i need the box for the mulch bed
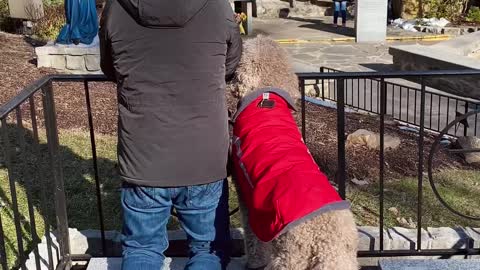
[1,31,474,185]
[0,32,48,103]
[0,32,117,135]
[299,103,474,184]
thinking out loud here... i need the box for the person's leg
[387,0,392,23]
[333,1,340,26]
[121,183,172,270]
[341,1,347,26]
[173,179,231,270]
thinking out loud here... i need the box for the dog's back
[231,88,350,243]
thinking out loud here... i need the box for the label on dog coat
[232,91,350,242]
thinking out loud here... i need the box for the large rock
[347,129,401,151]
[304,82,330,98]
[456,136,480,164]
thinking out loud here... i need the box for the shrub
[43,0,64,7]
[0,0,7,17]
[466,6,480,23]
[0,0,12,31]
[32,3,65,42]
[423,0,469,20]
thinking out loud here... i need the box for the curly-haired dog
[228,36,359,270]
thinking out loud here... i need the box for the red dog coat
[232,88,349,242]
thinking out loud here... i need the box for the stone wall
[24,226,480,269]
[35,45,101,74]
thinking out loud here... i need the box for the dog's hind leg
[239,199,272,269]
[265,225,313,270]
[309,210,359,270]
[266,210,359,270]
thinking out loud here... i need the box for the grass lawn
[0,127,479,268]
[349,169,480,228]
[0,127,241,268]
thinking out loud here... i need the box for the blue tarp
[56,0,98,45]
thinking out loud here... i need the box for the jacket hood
[117,0,209,28]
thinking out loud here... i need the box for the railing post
[84,81,107,256]
[300,78,306,141]
[320,67,325,100]
[464,102,469,137]
[16,107,42,270]
[42,81,71,270]
[337,79,346,200]
[417,77,426,251]
[0,120,11,270]
[29,97,55,270]
[378,79,388,251]
[1,118,27,270]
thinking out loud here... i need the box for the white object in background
[391,18,418,32]
[355,0,388,43]
[421,17,450,27]
[8,0,44,20]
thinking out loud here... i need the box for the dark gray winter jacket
[100,0,242,186]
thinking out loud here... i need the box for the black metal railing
[310,67,480,137]
[0,69,479,269]
[0,74,244,270]
[0,75,107,270]
[298,69,480,258]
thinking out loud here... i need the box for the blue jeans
[121,179,231,270]
[334,1,347,25]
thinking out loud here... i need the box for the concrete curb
[24,227,480,269]
[275,35,452,44]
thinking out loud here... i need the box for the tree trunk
[392,0,403,18]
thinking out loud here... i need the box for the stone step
[86,257,246,270]
[379,259,480,270]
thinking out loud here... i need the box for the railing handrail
[320,66,480,104]
[0,75,109,120]
[297,69,480,79]
[0,70,480,269]
[3,69,480,120]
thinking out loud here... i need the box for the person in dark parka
[99,0,242,269]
